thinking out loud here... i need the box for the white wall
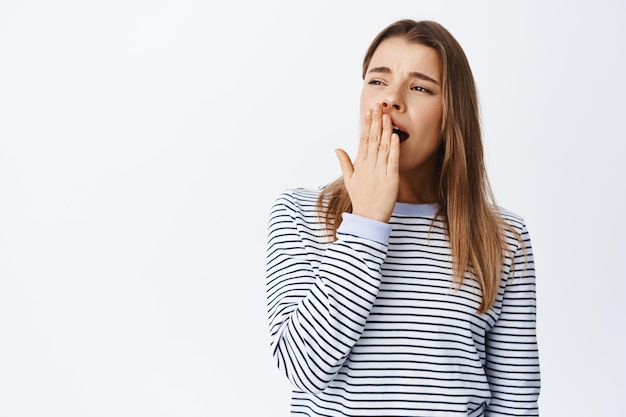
[0,1,624,415]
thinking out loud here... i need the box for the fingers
[376,113,392,165]
[355,103,398,172]
[356,109,372,163]
[367,104,383,161]
[340,103,400,223]
[387,132,400,176]
[335,148,354,179]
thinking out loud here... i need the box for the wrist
[339,213,393,245]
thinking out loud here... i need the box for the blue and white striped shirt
[266,188,540,416]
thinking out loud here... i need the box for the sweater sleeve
[485,223,541,416]
[265,192,391,393]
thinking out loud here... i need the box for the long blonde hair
[317,20,521,314]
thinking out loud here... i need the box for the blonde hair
[317,20,522,314]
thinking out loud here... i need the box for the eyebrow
[367,66,440,85]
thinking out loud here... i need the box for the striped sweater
[265,188,540,416]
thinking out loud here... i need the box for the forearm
[266,198,391,392]
[485,224,540,415]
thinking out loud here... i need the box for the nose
[381,88,404,112]
[382,102,402,111]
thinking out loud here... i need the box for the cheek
[413,105,443,132]
[359,95,370,121]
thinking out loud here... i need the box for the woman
[266,19,540,416]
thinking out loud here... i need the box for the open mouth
[393,126,409,142]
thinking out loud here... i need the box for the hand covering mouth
[392,126,409,142]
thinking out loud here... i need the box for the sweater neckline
[393,202,439,217]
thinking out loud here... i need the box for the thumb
[335,148,354,179]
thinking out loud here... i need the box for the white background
[1,1,624,416]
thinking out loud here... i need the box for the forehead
[368,37,441,76]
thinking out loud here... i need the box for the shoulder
[495,205,533,250]
[270,187,325,218]
[268,187,331,239]
[496,206,526,233]
[273,187,323,207]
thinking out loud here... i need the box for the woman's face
[360,37,443,176]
